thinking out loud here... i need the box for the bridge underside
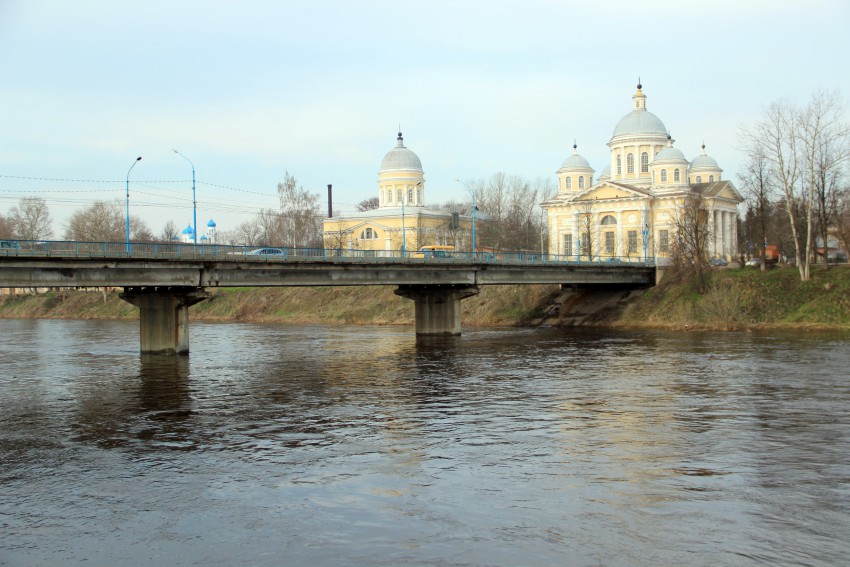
[119,287,210,354]
[395,285,480,336]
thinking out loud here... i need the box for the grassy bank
[617,264,850,330]
[0,284,559,328]
[1,265,847,330]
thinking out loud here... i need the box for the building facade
[322,132,474,255]
[542,83,743,262]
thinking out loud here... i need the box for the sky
[1,0,849,238]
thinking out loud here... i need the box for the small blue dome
[181,224,194,235]
[207,219,217,227]
[200,235,209,241]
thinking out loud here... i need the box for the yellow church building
[542,83,743,262]
[323,132,474,255]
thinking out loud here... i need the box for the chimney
[327,184,333,218]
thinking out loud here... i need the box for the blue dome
[207,219,216,227]
[181,224,194,235]
[380,132,423,172]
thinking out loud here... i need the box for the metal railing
[0,239,656,267]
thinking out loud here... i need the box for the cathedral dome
[559,143,593,170]
[612,110,667,138]
[653,145,686,162]
[380,132,423,172]
[690,145,721,171]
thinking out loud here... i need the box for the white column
[714,209,722,257]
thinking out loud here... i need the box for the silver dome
[612,110,668,138]
[560,153,592,170]
[380,132,423,172]
[690,154,720,170]
[653,146,687,162]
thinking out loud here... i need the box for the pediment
[573,181,651,202]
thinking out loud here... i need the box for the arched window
[578,176,584,189]
[696,175,702,183]
[361,228,377,240]
[387,190,392,203]
[565,177,572,189]
[397,189,403,203]
[408,189,413,203]
[417,188,422,203]
[709,175,715,182]
[616,155,622,175]
[627,153,634,174]
[641,152,649,173]
[601,215,617,225]
[674,169,680,182]
[660,169,667,183]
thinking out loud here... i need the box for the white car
[745,258,760,267]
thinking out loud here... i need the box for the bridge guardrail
[0,239,657,267]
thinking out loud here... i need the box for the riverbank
[1,265,847,330]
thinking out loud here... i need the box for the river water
[1,319,849,566]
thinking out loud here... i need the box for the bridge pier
[119,287,210,354]
[395,285,480,335]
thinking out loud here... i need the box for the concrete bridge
[0,241,656,354]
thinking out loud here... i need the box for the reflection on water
[1,319,849,566]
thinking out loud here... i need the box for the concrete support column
[120,286,210,354]
[395,285,480,336]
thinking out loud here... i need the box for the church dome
[559,143,593,170]
[611,83,668,139]
[207,219,216,227]
[380,132,423,172]
[653,145,686,162]
[690,145,721,171]
[612,110,667,138]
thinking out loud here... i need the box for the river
[1,319,849,566]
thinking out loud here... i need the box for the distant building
[322,132,474,255]
[179,219,217,244]
[542,83,743,261]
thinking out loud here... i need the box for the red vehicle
[765,245,780,265]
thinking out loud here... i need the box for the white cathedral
[542,82,743,262]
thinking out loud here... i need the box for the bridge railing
[0,239,657,267]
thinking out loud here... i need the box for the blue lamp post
[125,156,142,253]
[173,149,196,245]
[401,191,406,257]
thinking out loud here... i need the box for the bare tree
[63,199,152,242]
[741,91,850,281]
[835,188,850,259]
[8,197,54,240]
[356,197,380,212]
[0,212,13,239]
[738,151,774,270]
[670,192,712,290]
[277,171,322,248]
[159,220,179,243]
[577,198,597,260]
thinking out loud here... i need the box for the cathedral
[542,83,743,262]
[322,132,473,254]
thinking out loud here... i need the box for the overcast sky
[1,0,849,236]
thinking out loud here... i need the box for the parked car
[709,258,728,267]
[412,245,454,258]
[745,258,761,267]
[248,247,286,256]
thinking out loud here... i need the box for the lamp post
[125,156,142,253]
[173,149,196,245]
[455,179,476,259]
[401,191,406,257]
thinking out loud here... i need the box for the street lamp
[401,191,406,256]
[455,179,476,258]
[173,149,196,245]
[125,156,142,253]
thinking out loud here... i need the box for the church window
[616,155,622,175]
[696,175,702,183]
[709,175,715,182]
[628,230,638,253]
[660,169,668,183]
[408,189,413,203]
[601,215,617,225]
[604,231,615,255]
[627,153,634,174]
[674,169,681,182]
[387,190,392,203]
[564,234,572,257]
[578,176,584,189]
[565,177,571,189]
[397,189,403,203]
[659,229,670,253]
[641,152,649,173]
[417,188,422,203]
[360,228,378,240]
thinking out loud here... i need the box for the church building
[542,83,743,262]
[322,132,474,255]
